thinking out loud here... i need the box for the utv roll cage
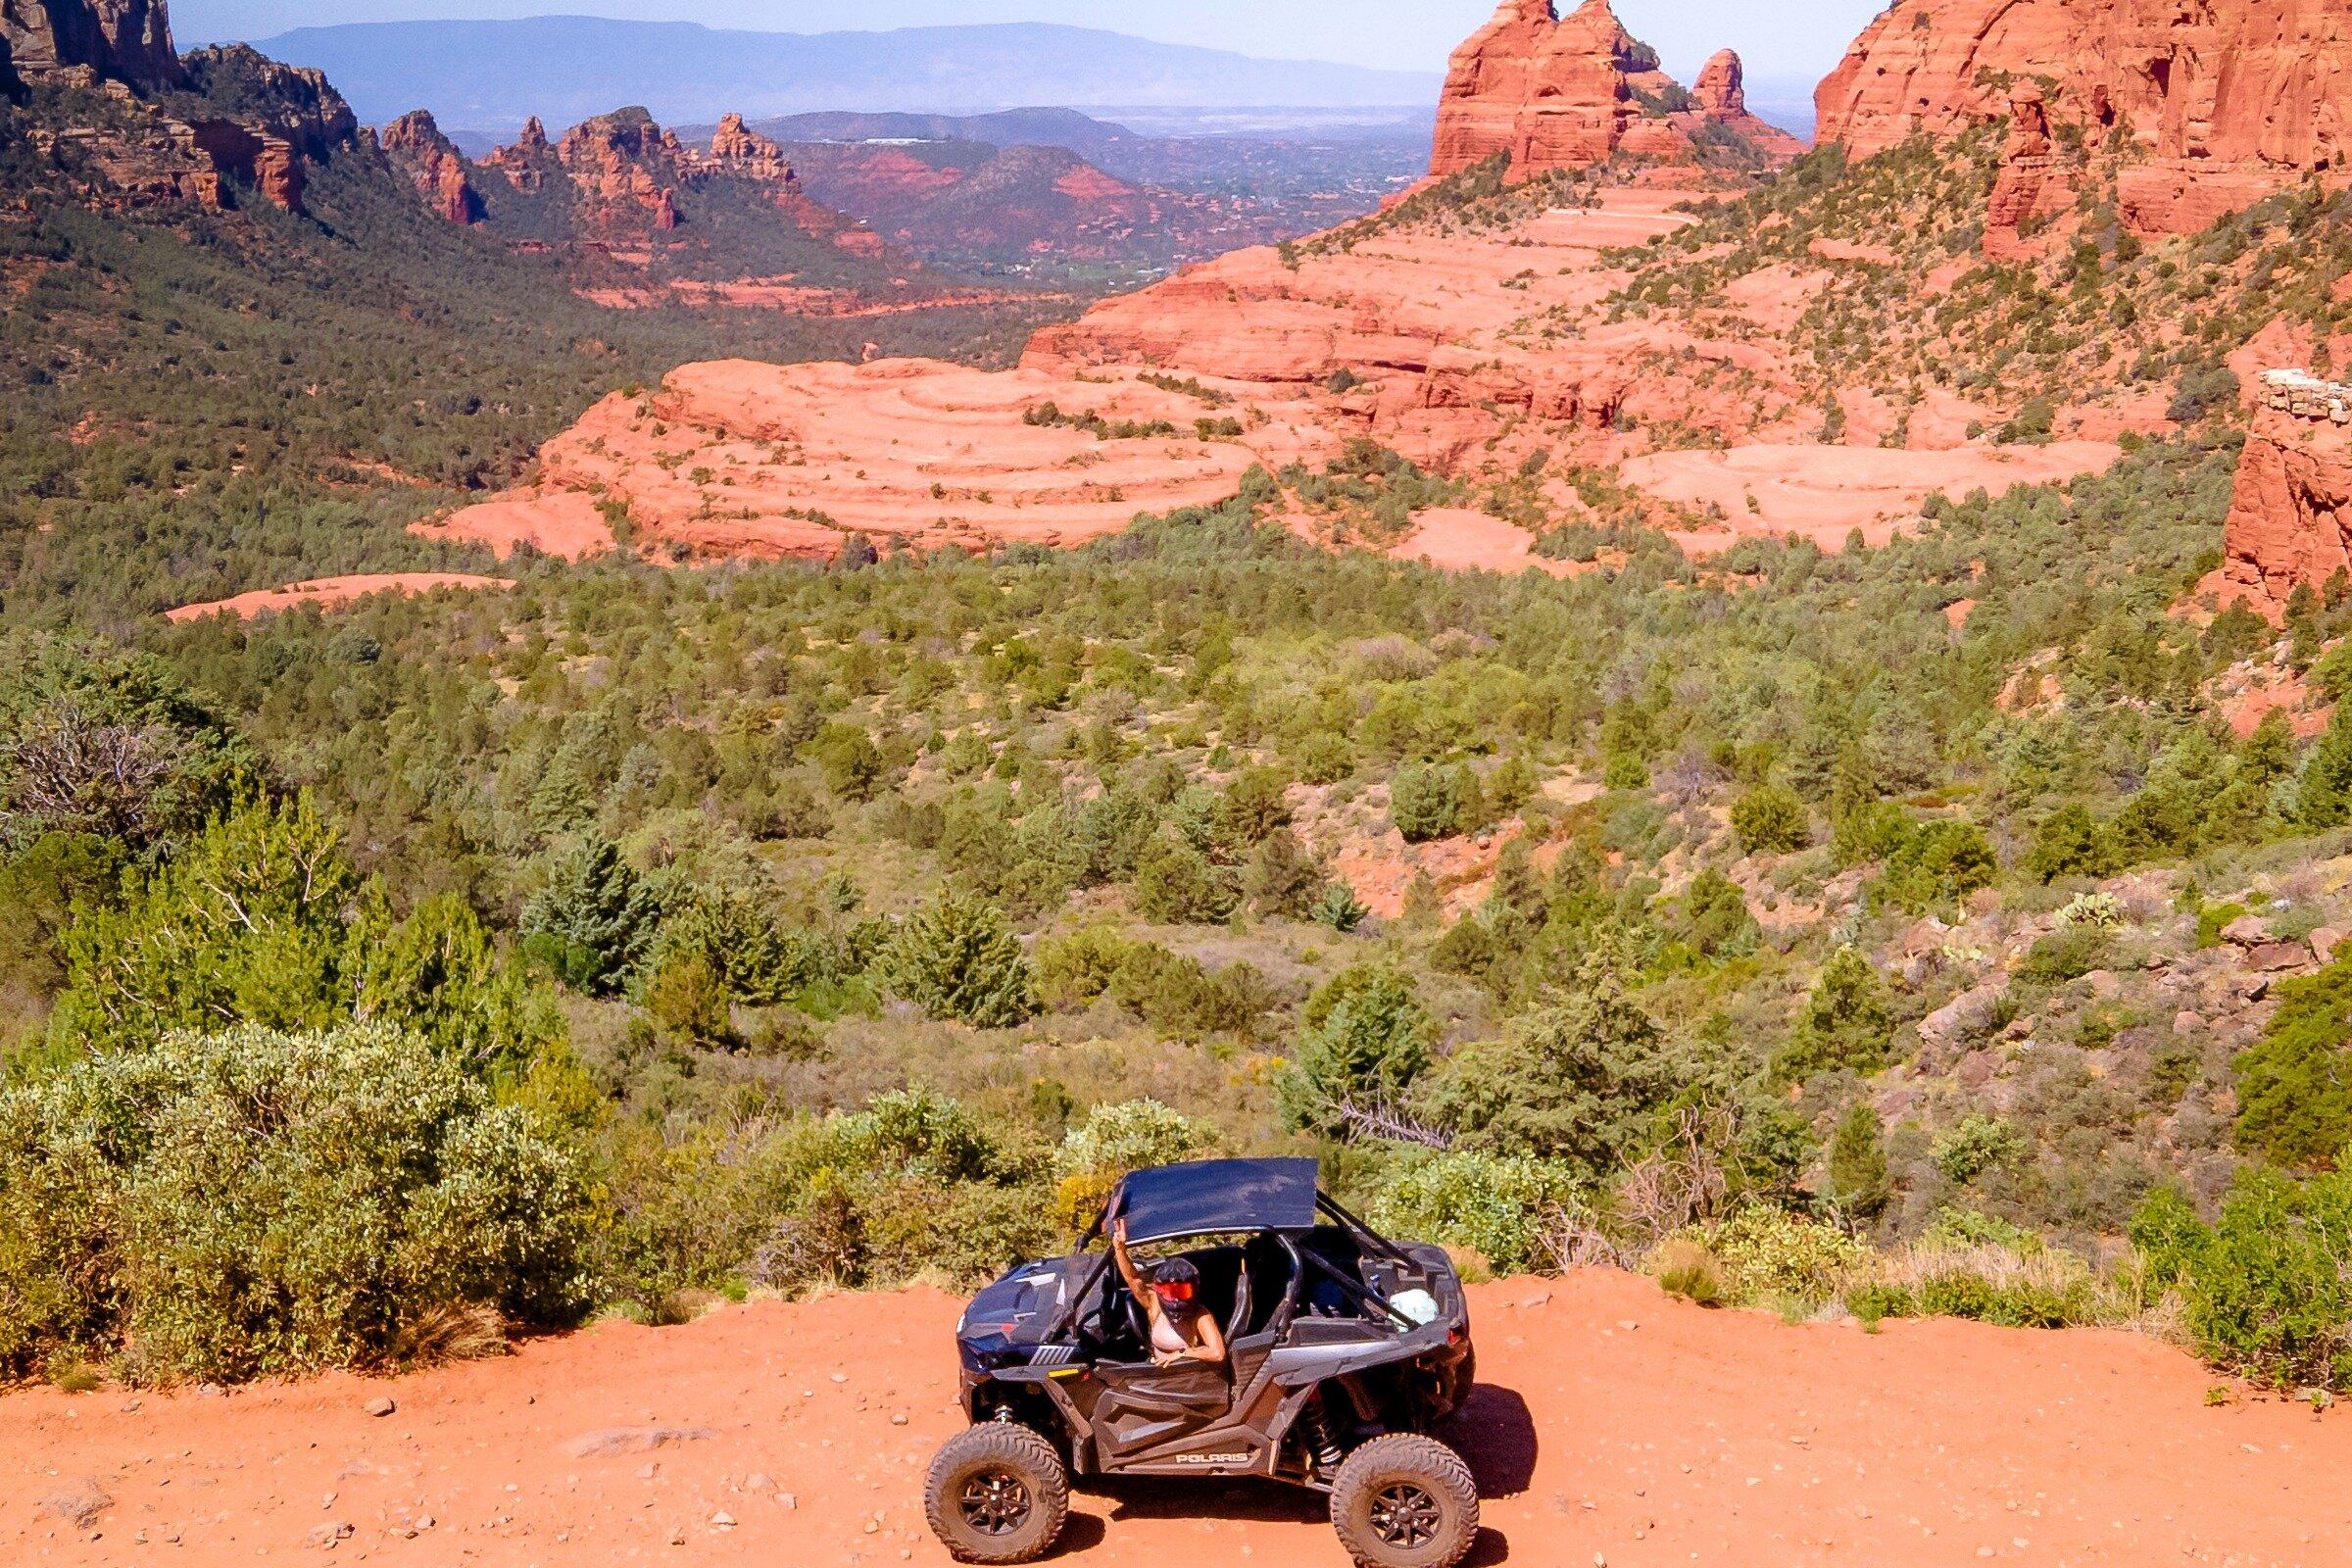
[1044,1159,1423,1344]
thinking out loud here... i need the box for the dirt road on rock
[7,1271,2347,1566]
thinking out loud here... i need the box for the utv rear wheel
[1330,1433,1480,1568]
[923,1425,1069,1564]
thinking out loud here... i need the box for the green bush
[2234,955,2352,1169]
[2132,1174,2352,1391]
[2017,923,2111,985]
[883,889,1037,1028]
[1278,965,1437,1135]
[1687,1205,1867,1306]
[653,888,837,1006]
[1731,783,1809,856]
[1366,1152,1582,1275]
[520,835,665,996]
[1054,1098,1212,1182]
[2024,804,2118,883]
[1936,1114,2027,1183]
[1873,819,1997,914]
[1391,762,1466,843]
[0,1022,592,1384]
[51,800,563,1081]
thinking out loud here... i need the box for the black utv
[922,1157,1480,1568]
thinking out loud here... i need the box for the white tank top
[1151,1305,1193,1356]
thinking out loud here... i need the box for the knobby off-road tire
[922,1424,1071,1564]
[1329,1432,1481,1568]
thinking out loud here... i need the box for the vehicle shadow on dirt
[1067,1384,1538,1563]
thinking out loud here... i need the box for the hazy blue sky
[175,1,1889,83]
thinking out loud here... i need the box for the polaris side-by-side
[921,1157,1482,1567]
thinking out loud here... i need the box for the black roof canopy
[1113,1157,1321,1245]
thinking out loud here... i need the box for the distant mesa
[1431,0,1801,180]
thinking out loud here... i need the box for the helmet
[1150,1256,1200,1303]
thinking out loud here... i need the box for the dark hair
[1151,1257,1200,1288]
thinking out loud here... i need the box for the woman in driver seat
[1112,1216,1228,1368]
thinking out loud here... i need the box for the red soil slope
[6,1271,2345,1566]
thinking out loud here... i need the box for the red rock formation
[0,0,179,89]
[707,112,796,184]
[2209,396,2352,616]
[381,109,483,224]
[1983,84,2069,251]
[1816,0,2352,235]
[483,116,551,191]
[1430,0,1795,178]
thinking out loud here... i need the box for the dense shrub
[1730,782,1809,856]
[1874,820,1998,913]
[1366,1152,1582,1275]
[1278,965,1437,1134]
[2234,955,2352,1169]
[520,836,665,996]
[1683,1206,1867,1306]
[50,799,563,1080]
[2132,1175,2352,1391]
[0,1022,592,1384]
[1390,761,1467,843]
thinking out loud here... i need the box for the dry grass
[391,1303,511,1368]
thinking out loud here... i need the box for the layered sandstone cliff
[1816,0,2352,235]
[0,0,178,89]
[1431,0,1798,179]
[1,6,360,214]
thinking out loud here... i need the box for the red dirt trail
[7,1271,2346,1566]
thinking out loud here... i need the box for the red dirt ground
[7,1270,2345,1566]
[162,574,514,622]
[1386,509,1577,578]
[412,492,616,563]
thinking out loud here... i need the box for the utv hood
[958,1254,1090,1361]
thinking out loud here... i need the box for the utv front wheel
[923,1424,1070,1564]
[1330,1433,1480,1568]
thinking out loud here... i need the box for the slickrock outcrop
[0,0,178,89]
[381,109,482,224]
[2208,373,2352,616]
[1431,0,1797,179]
[1816,0,2352,235]
[425,357,1347,565]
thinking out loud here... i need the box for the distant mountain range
[247,19,1444,134]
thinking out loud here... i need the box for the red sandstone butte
[2209,398,2352,617]
[1431,0,1798,179]
[1816,0,2352,236]
[380,109,483,224]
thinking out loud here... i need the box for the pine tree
[519,836,664,996]
[884,889,1037,1028]
[1825,1102,1892,1222]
